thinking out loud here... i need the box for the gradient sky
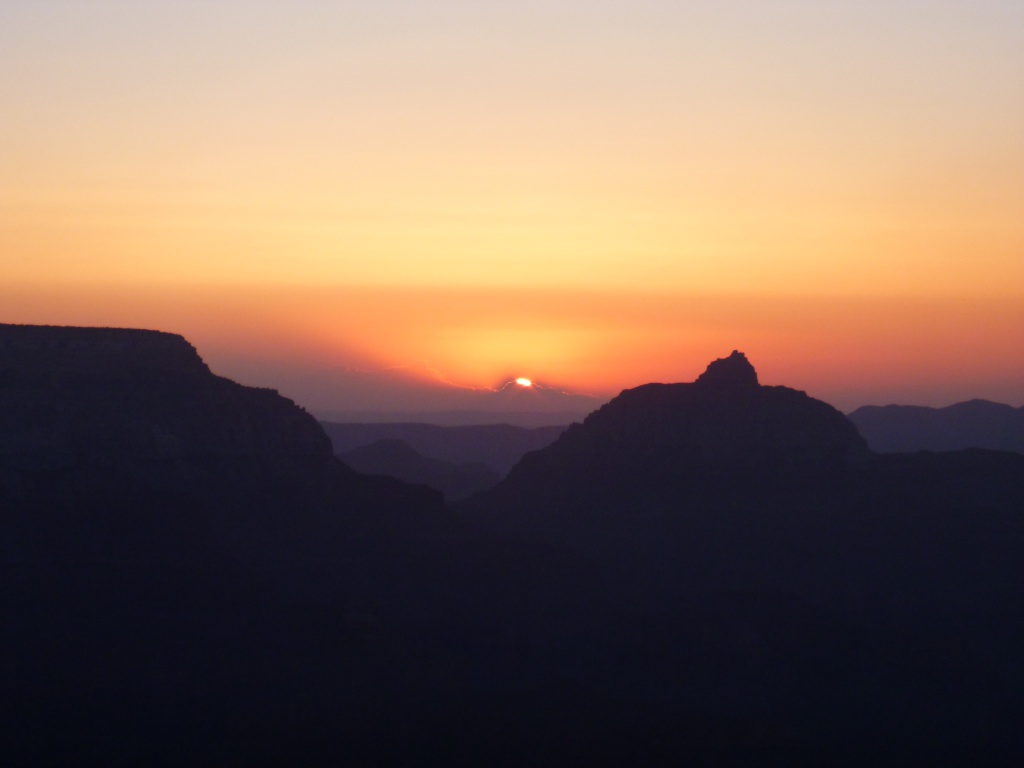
[2,1,1022,417]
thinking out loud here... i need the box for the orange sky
[2,2,1022,416]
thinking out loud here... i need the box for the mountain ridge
[340,438,501,501]
[0,323,445,562]
[849,398,1024,454]
[5,330,1024,764]
[497,350,869,497]
[322,420,569,475]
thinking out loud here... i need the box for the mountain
[468,351,1024,761]
[0,323,444,561]
[481,350,869,521]
[321,421,568,475]
[6,331,1024,764]
[340,438,501,501]
[849,399,1024,454]
[0,324,329,469]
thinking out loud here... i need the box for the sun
[515,377,533,388]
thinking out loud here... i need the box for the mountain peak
[695,350,758,388]
[493,349,867,487]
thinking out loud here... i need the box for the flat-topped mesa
[0,324,332,470]
[0,324,210,379]
[695,350,759,388]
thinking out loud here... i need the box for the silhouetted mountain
[0,324,330,469]
[489,350,869,501]
[849,399,1024,454]
[321,421,568,475]
[467,351,1024,762]
[0,323,445,561]
[6,331,1024,764]
[341,438,501,501]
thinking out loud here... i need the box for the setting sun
[516,378,533,388]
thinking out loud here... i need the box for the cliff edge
[0,323,331,471]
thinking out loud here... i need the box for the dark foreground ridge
[4,329,1024,765]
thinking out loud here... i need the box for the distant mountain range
[321,397,1024,504]
[339,439,500,501]
[321,421,568,476]
[317,408,590,427]
[321,422,573,500]
[5,329,1024,764]
[849,399,1024,454]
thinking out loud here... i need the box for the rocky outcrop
[505,351,868,487]
[694,349,759,388]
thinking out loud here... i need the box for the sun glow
[515,378,533,388]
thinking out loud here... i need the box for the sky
[2,1,1022,420]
